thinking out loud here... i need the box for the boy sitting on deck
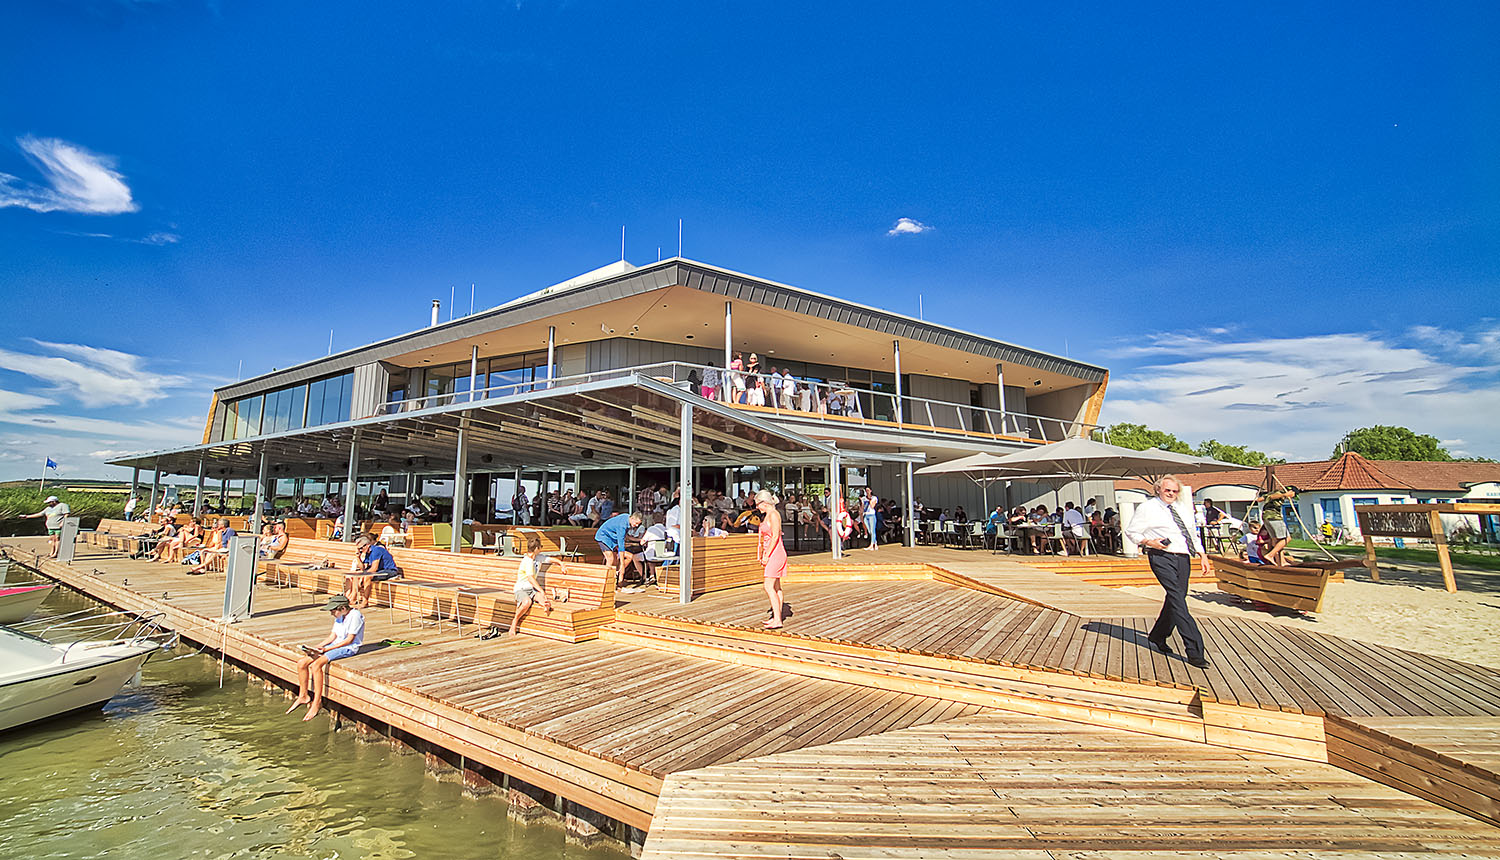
[287,594,364,721]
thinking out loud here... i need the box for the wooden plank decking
[643,713,1500,859]
[8,535,1500,854]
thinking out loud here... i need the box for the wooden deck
[7,535,1500,854]
[644,713,1500,859]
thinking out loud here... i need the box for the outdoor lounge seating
[258,537,617,641]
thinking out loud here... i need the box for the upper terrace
[203,258,1108,453]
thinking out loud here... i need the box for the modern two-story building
[113,258,1110,547]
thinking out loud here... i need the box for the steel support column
[893,340,903,425]
[678,404,694,604]
[148,463,161,521]
[905,459,916,548]
[451,420,469,553]
[342,430,361,543]
[723,302,733,370]
[546,326,556,387]
[996,362,1007,435]
[830,450,843,560]
[628,464,637,514]
[193,459,206,517]
[468,345,480,402]
[250,449,269,537]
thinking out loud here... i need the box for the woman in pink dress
[755,489,788,628]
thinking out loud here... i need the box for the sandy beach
[1123,558,1500,669]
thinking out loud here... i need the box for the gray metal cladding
[215,258,1104,401]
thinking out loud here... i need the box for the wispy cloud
[886,217,932,237]
[0,340,189,407]
[0,136,138,215]
[59,229,181,245]
[1100,325,1500,460]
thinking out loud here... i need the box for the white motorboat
[0,621,167,733]
[0,583,56,624]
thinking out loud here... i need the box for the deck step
[603,612,1208,741]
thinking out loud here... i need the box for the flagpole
[39,458,46,493]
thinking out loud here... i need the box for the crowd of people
[692,352,863,417]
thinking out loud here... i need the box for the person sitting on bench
[187,518,236,574]
[260,521,289,559]
[345,533,402,609]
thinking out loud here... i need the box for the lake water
[0,579,625,860]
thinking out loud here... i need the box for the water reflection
[0,582,625,860]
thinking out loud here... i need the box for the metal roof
[216,258,1106,400]
[112,375,919,481]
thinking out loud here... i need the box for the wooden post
[1430,510,1457,593]
[1362,535,1381,582]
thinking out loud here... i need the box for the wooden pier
[6,535,1500,857]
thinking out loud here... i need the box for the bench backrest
[94,518,152,536]
[268,537,616,610]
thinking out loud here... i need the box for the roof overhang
[216,258,1106,400]
[111,375,918,481]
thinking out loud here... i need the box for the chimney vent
[430,300,441,327]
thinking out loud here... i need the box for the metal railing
[387,361,1096,441]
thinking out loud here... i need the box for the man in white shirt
[1123,475,1212,668]
[1061,502,1089,555]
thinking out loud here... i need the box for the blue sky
[1,1,1496,480]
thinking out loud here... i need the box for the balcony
[386,361,1095,445]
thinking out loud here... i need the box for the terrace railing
[387,361,1096,442]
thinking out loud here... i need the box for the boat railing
[13,608,177,652]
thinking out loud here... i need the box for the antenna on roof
[678,219,683,257]
[469,283,475,316]
[620,225,626,262]
[449,285,455,320]
[328,329,335,355]
[918,294,924,320]
[657,246,662,261]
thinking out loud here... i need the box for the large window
[219,372,351,441]
[306,373,353,427]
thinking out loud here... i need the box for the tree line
[1094,423,1492,465]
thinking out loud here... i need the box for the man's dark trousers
[1146,549,1204,659]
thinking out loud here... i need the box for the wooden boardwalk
[7,536,1500,854]
[644,713,1500,859]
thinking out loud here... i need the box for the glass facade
[217,372,351,441]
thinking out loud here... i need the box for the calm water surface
[0,579,625,860]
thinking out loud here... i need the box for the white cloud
[0,136,138,215]
[138,231,179,245]
[1098,326,1500,461]
[0,340,189,407]
[886,217,932,237]
[0,387,204,480]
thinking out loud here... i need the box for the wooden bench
[1209,555,1335,613]
[654,534,762,598]
[82,518,155,554]
[258,538,617,642]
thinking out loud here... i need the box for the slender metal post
[905,460,916,548]
[130,466,140,513]
[996,362,1007,435]
[546,325,556,387]
[219,479,228,511]
[148,463,161,521]
[193,459,206,517]
[342,430,361,542]
[830,451,843,560]
[723,301,733,369]
[679,403,694,603]
[628,464,638,514]
[251,449,269,537]
[513,467,523,524]
[451,420,469,552]
[468,345,480,401]
[893,340,903,425]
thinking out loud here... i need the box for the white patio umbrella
[985,437,1256,506]
[915,452,1019,516]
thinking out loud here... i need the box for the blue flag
[45,458,58,471]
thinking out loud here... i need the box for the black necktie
[1166,502,1195,552]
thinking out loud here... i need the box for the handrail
[387,360,1098,441]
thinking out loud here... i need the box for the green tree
[1095,423,1193,454]
[1194,439,1282,467]
[1335,426,1453,461]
